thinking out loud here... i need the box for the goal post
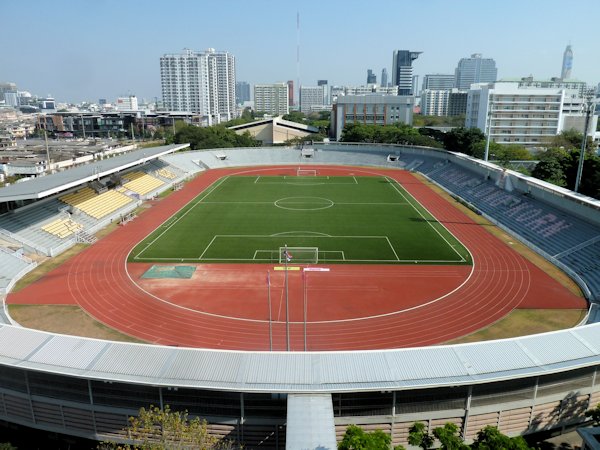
[279,247,319,264]
[296,168,317,176]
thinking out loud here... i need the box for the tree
[585,403,600,425]
[338,424,406,450]
[408,422,434,450]
[99,405,240,450]
[531,147,571,187]
[471,426,532,450]
[442,127,486,155]
[432,423,469,450]
[173,124,259,149]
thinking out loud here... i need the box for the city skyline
[2,0,599,103]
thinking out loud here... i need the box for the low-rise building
[331,94,414,141]
[229,117,318,145]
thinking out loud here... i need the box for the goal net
[279,247,319,264]
[296,168,317,176]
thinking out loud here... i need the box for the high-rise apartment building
[317,80,329,105]
[287,81,294,107]
[381,68,388,88]
[254,83,289,116]
[392,50,422,95]
[367,70,376,85]
[420,90,451,116]
[300,86,325,114]
[561,45,573,79]
[0,82,17,103]
[454,54,497,90]
[160,48,236,125]
[465,82,597,148]
[422,74,454,91]
[236,81,250,104]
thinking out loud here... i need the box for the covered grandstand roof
[0,143,190,202]
[1,321,599,393]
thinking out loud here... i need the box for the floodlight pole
[484,93,493,162]
[285,244,290,351]
[267,271,272,351]
[574,90,595,193]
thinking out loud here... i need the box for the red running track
[8,166,586,351]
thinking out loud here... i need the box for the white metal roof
[0,143,189,202]
[3,323,600,393]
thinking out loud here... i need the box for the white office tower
[454,54,497,90]
[254,83,289,116]
[300,86,326,114]
[160,48,236,125]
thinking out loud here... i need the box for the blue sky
[3,0,599,103]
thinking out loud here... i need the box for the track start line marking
[303,268,330,272]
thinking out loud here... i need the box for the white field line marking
[199,235,219,260]
[254,176,260,183]
[132,256,463,263]
[131,176,229,260]
[384,236,400,261]
[385,176,466,263]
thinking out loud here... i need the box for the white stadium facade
[0,143,599,449]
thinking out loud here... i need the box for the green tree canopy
[432,423,469,450]
[338,424,405,450]
[471,426,533,450]
[408,422,434,450]
[174,124,259,150]
[586,403,600,425]
[99,405,240,450]
[340,123,442,148]
[442,127,486,155]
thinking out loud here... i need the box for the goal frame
[296,168,317,177]
[278,247,319,264]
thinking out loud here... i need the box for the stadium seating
[41,218,83,239]
[60,187,133,220]
[121,171,164,196]
[0,248,35,294]
[419,159,600,302]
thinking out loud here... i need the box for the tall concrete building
[465,82,597,148]
[236,81,250,104]
[367,69,376,85]
[422,74,455,91]
[253,83,289,116]
[392,50,421,95]
[420,90,451,116]
[381,68,388,88]
[561,44,573,79]
[300,86,325,114]
[287,80,294,107]
[454,54,497,90]
[160,48,236,125]
[331,94,413,140]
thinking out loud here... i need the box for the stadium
[0,142,599,449]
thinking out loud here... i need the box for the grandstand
[0,143,599,449]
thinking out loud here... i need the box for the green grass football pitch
[129,175,472,265]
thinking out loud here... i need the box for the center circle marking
[274,196,334,211]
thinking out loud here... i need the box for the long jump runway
[7,166,586,351]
